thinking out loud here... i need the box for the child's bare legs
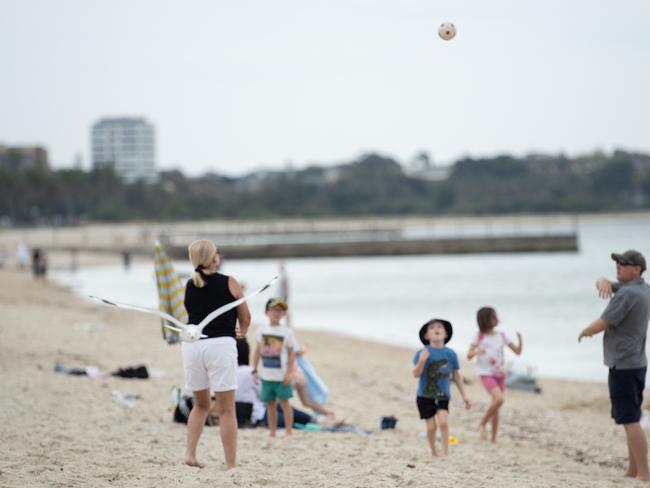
[280,399,293,435]
[479,388,504,442]
[425,417,438,457]
[214,390,237,469]
[185,388,210,468]
[266,400,278,437]
[436,410,449,456]
[490,409,500,443]
[623,423,650,481]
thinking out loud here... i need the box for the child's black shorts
[608,366,646,425]
[416,396,449,419]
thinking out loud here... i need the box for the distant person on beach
[413,319,471,457]
[467,307,523,443]
[31,248,48,282]
[252,297,296,437]
[121,250,131,271]
[579,250,650,482]
[182,239,251,470]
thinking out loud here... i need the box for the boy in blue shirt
[413,318,471,457]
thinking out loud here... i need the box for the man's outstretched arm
[578,318,608,342]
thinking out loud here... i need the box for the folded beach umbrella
[154,240,187,345]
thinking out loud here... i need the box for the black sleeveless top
[184,272,238,339]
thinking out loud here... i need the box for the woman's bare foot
[479,424,487,440]
[184,455,205,468]
[624,471,636,478]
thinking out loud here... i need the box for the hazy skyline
[1,0,649,176]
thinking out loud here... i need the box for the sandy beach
[0,267,642,487]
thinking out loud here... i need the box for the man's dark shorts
[608,366,647,425]
[416,396,449,419]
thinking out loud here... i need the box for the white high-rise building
[91,117,156,183]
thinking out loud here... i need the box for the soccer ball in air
[438,22,456,41]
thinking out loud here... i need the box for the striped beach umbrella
[154,240,187,344]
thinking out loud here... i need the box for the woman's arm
[252,341,261,384]
[228,276,251,336]
[467,344,479,361]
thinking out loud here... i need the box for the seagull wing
[197,276,278,332]
[89,295,188,331]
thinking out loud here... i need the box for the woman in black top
[182,239,251,470]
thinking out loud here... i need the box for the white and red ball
[438,22,456,41]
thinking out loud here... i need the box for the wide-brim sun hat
[419,318,453,345]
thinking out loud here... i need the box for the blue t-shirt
[412,346,460,400]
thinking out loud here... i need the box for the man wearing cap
[579,250,650,482]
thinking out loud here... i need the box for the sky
[1,0,649,176]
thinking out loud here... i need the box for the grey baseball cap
[611,250,646,272]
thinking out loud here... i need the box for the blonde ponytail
[188,239,218,288]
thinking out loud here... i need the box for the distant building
[404,152,450,181]
[91,117,156,183]
[0,144,49,171]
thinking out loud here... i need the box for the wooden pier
[2,215,581,261]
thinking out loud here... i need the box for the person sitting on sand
[291,345,335,417]
[579,249,650,482]
[467,307,523,443]
[236,338,341,430]
[413,319,471,457]
[252,298,296,437]
[182,240,251,469]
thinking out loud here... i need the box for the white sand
[0,268,642,487]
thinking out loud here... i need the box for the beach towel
[154,241,188,345]
[297,355,329,406]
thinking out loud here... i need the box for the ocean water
[51,214,650,382]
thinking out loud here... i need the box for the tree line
[2,150,649,224]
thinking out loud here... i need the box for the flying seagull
[91,276,278,343]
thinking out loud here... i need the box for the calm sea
[51,214,650,382]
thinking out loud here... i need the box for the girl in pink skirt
[467,307,522,443]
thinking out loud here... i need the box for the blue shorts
[608,367,646,425]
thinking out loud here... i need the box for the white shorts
[181,337,237,392]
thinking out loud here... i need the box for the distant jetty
[165,234,578,259]
[25,215,580,260]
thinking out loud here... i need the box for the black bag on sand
[112,365,149,379]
